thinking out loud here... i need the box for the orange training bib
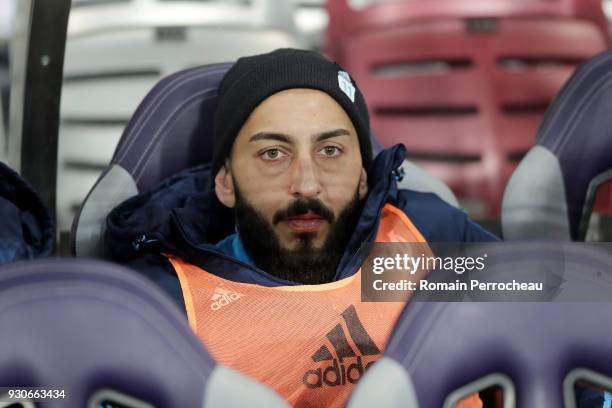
[167,203,428,407]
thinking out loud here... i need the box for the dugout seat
[326,0,608,220]
[71,62,458,258]
[502,50,612,241]
[348,242,612,407]
[0,259,288,408]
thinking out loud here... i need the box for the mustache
[273,198,335,225]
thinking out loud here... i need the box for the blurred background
[1,0,612,245]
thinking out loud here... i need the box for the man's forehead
[236,88,358,141]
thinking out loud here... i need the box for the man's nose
[288,154,322,198]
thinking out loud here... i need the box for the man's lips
[284,212,326,233]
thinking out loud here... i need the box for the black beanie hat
[212,48,372,176]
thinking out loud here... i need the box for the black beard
[233,186,363,284]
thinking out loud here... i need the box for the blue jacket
[0,162,54,264]
[105,145,498,311]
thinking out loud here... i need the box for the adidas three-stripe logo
[303,305,381,389]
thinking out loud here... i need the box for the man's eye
[261,148,286,161]
[320,146,341,157]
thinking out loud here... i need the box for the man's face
[215,88,368,282]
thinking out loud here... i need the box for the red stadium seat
[326,0,608,220]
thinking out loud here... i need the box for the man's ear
[358,168,368,200]
[214,162,236,208]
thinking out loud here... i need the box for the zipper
[131,234,160,252]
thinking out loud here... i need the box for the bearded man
[105,48,495,407]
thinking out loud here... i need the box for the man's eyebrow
[249,129,351,143]
[314,128,352,142]
[249,132,293,143]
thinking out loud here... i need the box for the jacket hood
[0,162,55,263]
[105,144,408,266]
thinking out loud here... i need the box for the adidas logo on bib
[302,305,380,388]
[210,287,245,311]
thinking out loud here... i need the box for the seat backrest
[326,0,608,220]
[72,62,458,258]
[0,258,288,408]
[503,50,612,241]
[70,63,228,258]
[57,0,305,232]
[348,242,612,408]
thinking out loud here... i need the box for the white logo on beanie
[338,71,356,103]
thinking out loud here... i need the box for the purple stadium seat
[71,61,458,258]
[0,259,288,407]
[503,50,612,240]
[348,242,612,408]
[70,63,230,257]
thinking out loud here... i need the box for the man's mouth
[284,212,326,233]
